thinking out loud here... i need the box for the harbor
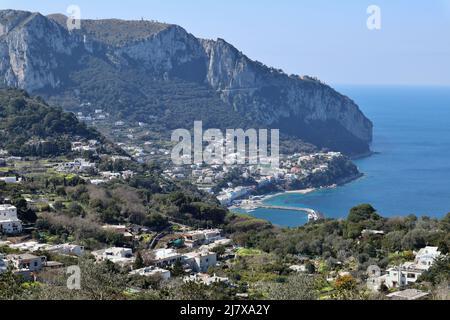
[231,196,324,222]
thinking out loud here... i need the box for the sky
[1,0,450,86]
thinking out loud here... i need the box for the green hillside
[0,88,102,156]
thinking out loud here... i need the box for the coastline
[258,188,317,202]
[230,171,365,220]
[259,172,365,204]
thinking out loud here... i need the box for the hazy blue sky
[2,0,450,86]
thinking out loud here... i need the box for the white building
[199,238,233,252]
[130,266,171,281]
[415,246,441,269]
[289,265,307,273]
[373,246,442,290]
[92,247,134,266]
[0,177,18,184]
[6,253,46,272]
[183,229,223,248]
[100,171,122,180]
[89,179,106,185]
[184,251,217,273]
[46,244,85,257]
[217,187,252,205]
[8,241,49,252]
[381,264,424,289]
[0,205,22,234]
[57,158,95,173]
[361,229,385,236]
[149,248,183,268]
[184,273,229,286]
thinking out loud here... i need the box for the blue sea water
[249,86,450,227]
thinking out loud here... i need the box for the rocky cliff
[0,10,373,155]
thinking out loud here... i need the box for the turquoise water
[250,86,450,227]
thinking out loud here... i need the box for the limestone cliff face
[114,25,206,73]
[0,10,78,92]
[0,10,373,154]
[201,39,372,144]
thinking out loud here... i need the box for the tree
[171,259,185,277]
[212,245,226,257]
[419,256,450,285]
[438,239,449,255]
[134,251,145,269]
[23,259,129,300]
[0,269,28,300]
[382,231,405,252]
[144,213,169,231]
[333,274,363,300]
[305,262,316,274]
[401,229,427,250]
[165,279,212,300]
[12,197,37,223]
[335,275,357,291]
[440,213,450,233]
[348,204,380,223]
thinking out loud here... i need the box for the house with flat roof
[148,248,183,268]
[0,177,18,184]
[8,241,49,252]
[183,229,223,248]
[6,253,46,273]
[0,205,22,235]
[381,264,424,289]
[183,250,217,273]
[130,266,171,281]
[92,247,134,267]
[46,244,85,257]
[184,273,229,286]
[387,289,430,301]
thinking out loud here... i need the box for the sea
[248,85,450,227]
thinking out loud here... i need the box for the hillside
[0,10,373,155]
[0,88,102,156]
[0,88,228,229]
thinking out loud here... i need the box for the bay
[249,86,450,227]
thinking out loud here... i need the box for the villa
[370,246,442,290]
[0,205,23,235]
